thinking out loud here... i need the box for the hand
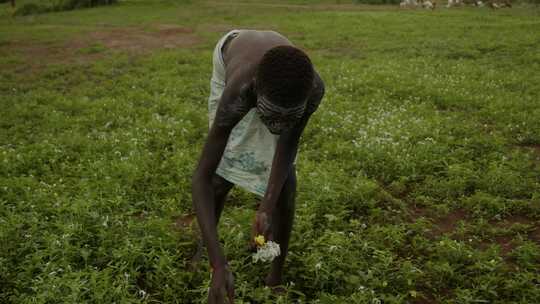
[208,265,235,304]
[250,209,272,250]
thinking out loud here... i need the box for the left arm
[251,116,307,243]
[254,73,325,237]
[260,116,308,213]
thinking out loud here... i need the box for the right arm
[192,123,233,269]
[191,83,253,269]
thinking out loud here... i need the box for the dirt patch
[490,214,535,228]
[411,292,438,304]
[432,209,468,236]
[517,143,540,154]
[490,214,539,245]
[529,226,540,244]
[408,204,432,222]
[478,235,516,256]
[515,143,540,165]
[173,213,197,231]
[2,25,201,69]
[86,26,198,52]
[412,286,452,304]
[474,215,539,260]
[409,205,469,238]
[493,235,515,255]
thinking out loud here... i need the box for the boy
[192,29,325,303]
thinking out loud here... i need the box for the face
[256,94,306,135]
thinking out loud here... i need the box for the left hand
[250,209,272,250]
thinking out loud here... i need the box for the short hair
[255,45,314,107]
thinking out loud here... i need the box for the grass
[1,0,540,303]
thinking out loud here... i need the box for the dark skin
[192,30,325,304]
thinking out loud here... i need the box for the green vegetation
[1,1,539,303]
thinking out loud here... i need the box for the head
[255,45,314,134]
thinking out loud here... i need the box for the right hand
[249,209,273,251]
[208,264,235,304]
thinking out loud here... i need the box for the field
[1,0,540,303]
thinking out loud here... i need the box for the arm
[259,73,325,215]
[192,86,252,269]
[192,124,233,269]
[258,117,308,213]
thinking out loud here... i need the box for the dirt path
[1,25,201,70]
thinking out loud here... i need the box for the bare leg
[191,174,234,269]
[265,167,296,287]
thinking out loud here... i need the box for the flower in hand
[252,234,280,263]
[254,234,266,247]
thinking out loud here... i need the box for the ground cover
[1,1,539,303]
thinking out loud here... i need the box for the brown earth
[491,214,540,246]
[432,208,468,236]
[1,25,201,70]
[173,213,196,230]
[408,205,468,238]
[518,143,540,156]
[515,143,540,166]
[529,226,540,244]
[411,292,439,304]
[410,205,539,260]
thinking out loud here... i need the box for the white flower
[138,289,147,298]
[252,241,281,263]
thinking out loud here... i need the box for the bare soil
[1,25,201,69]
[408,205,468,238]
[173,213,196,231]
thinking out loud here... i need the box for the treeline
[3,0,118,16]
[353,0,536,3]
